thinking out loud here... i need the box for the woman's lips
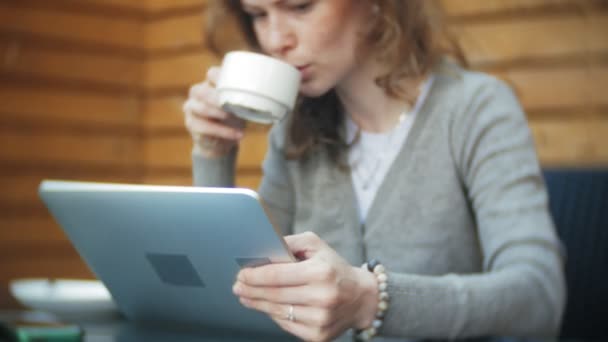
[296,64,312,80]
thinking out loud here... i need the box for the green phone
[0,313,83,342]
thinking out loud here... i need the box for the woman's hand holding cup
[183,66,245,158]
[184,51,301,158]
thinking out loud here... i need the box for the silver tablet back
[39,180,294,337]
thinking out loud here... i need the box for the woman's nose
[265,14,296,57]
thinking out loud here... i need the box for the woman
[182,1,565,341]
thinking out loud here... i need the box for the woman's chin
[298,82,333,98]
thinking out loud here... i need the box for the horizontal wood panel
[144,52,219,91]
[588,14,608,53]
[144,13,205,51]
[0,129,141,166]
[0,41,140,88]
[458,14,608,67]
[144,129,268,169]
[440,0,599,18]
[0,85,139,127]
[12,0,146,14]
[0,3,142,49]
[0,173,141,208]
[495,66,608,111]
[5,0,205,16]
[0,240,81,259]
[530,118,608,166]
[0,217,67,244]
[143,172,262,189]
[144,95,187,130]
[145,0,206,12]
[591,68,608,107]
[82,0,146,11]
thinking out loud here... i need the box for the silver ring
[286,304,295,322]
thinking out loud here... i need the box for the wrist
[355,260,390,341]
[354,266,378,330]
[192,140,236,158]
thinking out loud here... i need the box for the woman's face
[240,0,372,97]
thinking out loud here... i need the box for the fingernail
[233,283,241,295]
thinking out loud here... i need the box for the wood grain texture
[0,173,140,209]
[440,0,600,18]
[143,95,187,130]
[530,118,608,166]
[0,41,141,88]
[456,14,608,67]
[496,65,608,112]
[0,0,143,309]
[0,217,68,244]
[145,0,206,13]
[0,3,142,49]
[0,129,141,166]
[0,86,140,127]
[144,13,205,51]
[143,51,219,91]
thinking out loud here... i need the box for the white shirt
[346,76,434,223]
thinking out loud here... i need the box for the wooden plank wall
[1,0,607,309]
[0,0,145,308]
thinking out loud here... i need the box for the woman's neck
[335,60,421,133]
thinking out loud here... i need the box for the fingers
[183,97,227,121]
[233,282,326,306]
[240,299,336,329]
[186,115,243,141]
[237,259,318,287]
[237,258,343,289]
[206,66,220,86]
[237,255,344,288]
[284,231,327,260]
[188,80,219,104]
[184,68,246,143]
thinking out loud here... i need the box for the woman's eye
[248,11,267,20]
[291,2,312,12]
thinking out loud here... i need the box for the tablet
[38,180,295,337]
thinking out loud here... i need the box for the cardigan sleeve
[257,122,295,236]
[380,77,566,339]
[192,148,237,187]
[191,121,294,235]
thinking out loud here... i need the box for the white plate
[9,278,120,320]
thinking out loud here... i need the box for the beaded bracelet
[355,259,389,341]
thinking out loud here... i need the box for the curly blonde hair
[206,0,465,165]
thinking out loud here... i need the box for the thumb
[284,231,326,260]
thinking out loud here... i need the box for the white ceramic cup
[216,51,301,124]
